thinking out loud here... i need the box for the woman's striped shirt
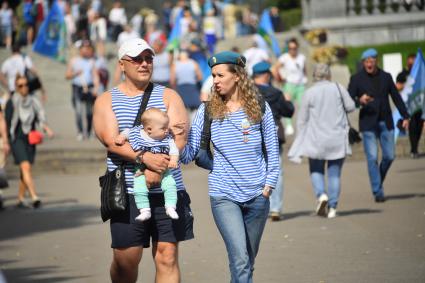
[107,84,185,194]
[181,103,279,202]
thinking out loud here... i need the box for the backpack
[194,98,267,171]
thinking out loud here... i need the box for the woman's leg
[210,196,251,283]
[309,158,326,198]
[18,175,27,202]
[19,161,38,201]
[327,158,345,209]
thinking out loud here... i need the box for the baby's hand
[168,160,178,169]
[114,134,126,145]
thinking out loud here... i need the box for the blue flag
[258,9,280,57]
[167,9,183,51]
[393,48,425,138]
[32,0,64,59]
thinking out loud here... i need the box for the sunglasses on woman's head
[121,55,154,65]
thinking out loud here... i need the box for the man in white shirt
[243,37,270,76]
[0,44,46,101]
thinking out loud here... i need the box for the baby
[115,107,179,222]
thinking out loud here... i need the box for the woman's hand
[2,141,9,156]
[262,186,273,198]
[143,152,170,174]
[44,126,54,139]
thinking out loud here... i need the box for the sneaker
[327,207,337,219]
[270,211,280,221]
[33,199,42,208]
[374,195,386,203]
[76,133,84,141]
[16,201,30,209]
[410,153,419,159]
[135,208,151,222]
[285,124,294,136]
[165,206,179,220]
[316,194,328,216]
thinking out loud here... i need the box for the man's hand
[262,186,273,198]
[359,94,374,105]
[144,169,162,189]
[143,152,170,173]
[402,119,409,130]
[114,134,126,145]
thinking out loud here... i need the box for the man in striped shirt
[93,38,193,283]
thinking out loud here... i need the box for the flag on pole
[32,0,65,60]
[257,9,280,57]
[167,9,184,51]
[393,48,425,138]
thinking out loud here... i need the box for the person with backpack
[252,61,294,221]
[181,51,280,282]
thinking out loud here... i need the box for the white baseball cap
[118,38,155,60]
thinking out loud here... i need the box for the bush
[280,8,302,31]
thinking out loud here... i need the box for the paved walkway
[0,158,424,282]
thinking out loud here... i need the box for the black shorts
[110,190,194,249]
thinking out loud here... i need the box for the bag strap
[335,83,352,128]
[133,82,153,127]
[199,102,211,150]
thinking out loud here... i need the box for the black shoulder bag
[336,83,362,145]
[99,83,153,222]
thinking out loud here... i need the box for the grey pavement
[0,159,424,283]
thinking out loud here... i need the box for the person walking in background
[348,48,410,203]
[252,61,294,221]
[5,75,54,209]
[272,37,307,136]
[65,40,99,141]
[396,53,423,159]
[170,50,203,113]
[108,1,127,41]
[0,106,10,211]
[181,51,279,282]
[0,1,13,49]
[243,36,270,76]
[288,64,355,218]
[0,43,46,101]
[151,38,172,87]
[93,37,193,283]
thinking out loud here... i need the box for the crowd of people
[0,1,424,283]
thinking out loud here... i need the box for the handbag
[98,82,153,222]
[23,56,42,93]
[28,130,44,145]
[335,83,362,145]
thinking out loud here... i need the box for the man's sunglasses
[121,55,154,65]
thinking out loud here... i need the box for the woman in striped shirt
[181,51,280,282]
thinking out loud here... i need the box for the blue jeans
[362,121,395,198]
[270,167,283,213]
[309,158,345,209]
[210,194,270,283]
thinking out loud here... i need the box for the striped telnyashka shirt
[181,103,280,202]
[106,84,185,194]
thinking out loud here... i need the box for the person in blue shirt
[181,51,280,283]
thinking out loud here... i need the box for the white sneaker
[135,208,151,222]
[76,133,84,141]
[316,194,328,216]
[165,206,179,220]
[327,208,337,219]
[285,124,294,136]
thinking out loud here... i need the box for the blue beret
[208,51,246,68]
[252,61,271,75]
[361,48,378,60]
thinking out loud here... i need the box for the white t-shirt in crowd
[0,8,12,26]
[243,47,270,76]
[277,53,307,85]
[108,7,127,26]
[1,54,33,92]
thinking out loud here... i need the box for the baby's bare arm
[168,154,179,168]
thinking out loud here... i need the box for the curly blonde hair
[208,64,262,124]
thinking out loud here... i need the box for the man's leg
[111,247,143,283]
[378,122,395,185]
[152,242,180,283]
[409,110,423,155]
[362,130,383,198]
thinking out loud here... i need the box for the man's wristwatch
[263,186,273,195]
[135,151,145,165]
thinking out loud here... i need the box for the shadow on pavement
[385,193,425,201]
[281,210,312,221]
[397,166,425,173]
[0,202,99,241]
[2,266,89,283]
[337,209,381,216]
